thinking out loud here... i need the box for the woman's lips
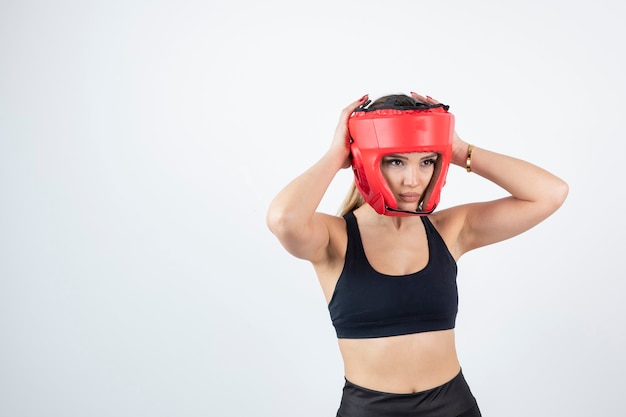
[399,193,420,202]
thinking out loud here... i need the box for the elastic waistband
[344,370,463,396]
[338,370,477,417]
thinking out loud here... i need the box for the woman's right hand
[329,95,369,169]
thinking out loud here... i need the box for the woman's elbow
[546,177,569,213]
[266,205,286,236]
[266,203,300,238]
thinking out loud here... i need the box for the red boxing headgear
[348,98,454,216]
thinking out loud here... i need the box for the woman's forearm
[453,141,568,207]
[266,150,346,233]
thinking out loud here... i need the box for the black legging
[336,370,482,417]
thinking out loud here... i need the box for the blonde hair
[337,182,364,217]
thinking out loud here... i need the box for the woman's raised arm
[411,92,569,255]
[266,95,368,262]
[451,139,569,254]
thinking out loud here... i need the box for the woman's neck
[354,204,422,231]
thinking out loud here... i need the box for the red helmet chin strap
[348,103,454,216]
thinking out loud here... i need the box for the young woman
[266,92,568,417]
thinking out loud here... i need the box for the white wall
[1,1,624,416]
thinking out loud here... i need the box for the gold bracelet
[466,144,475,173]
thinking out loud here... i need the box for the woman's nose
[403,166,419,186]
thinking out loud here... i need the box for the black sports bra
[328,212,458,339]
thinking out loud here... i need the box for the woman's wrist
[465,144,475,172]
[322,147,351,172]
[451,141,472,167]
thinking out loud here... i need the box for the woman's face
[380,152,437,212]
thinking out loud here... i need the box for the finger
[350,94,369,110]
[425,95,441,104]
[410,92,440,105]
[340,94,369,120]
[410,91,428,103]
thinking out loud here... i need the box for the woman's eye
[386,159,402,166]
[422,159,437,166]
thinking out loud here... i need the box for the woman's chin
[396,203,419,212]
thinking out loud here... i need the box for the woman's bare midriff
[338,329,461,394]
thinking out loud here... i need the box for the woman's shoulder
[429,203,473,226]
[308,212,348,268]
[322,212,349,240]
[427,205,471,259]
[316,211,347,224]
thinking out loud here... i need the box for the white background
[1,1,624,416]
